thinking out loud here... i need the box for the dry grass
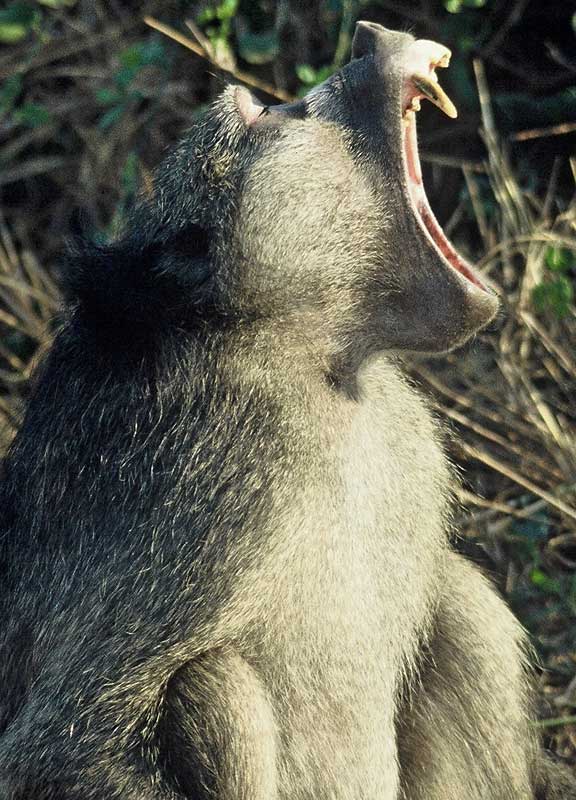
[410,61,576,760]
[0,0,575,765]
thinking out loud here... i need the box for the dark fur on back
[1,22,575,800]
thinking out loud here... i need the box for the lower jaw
[402,114,489,292]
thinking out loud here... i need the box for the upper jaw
[351,21,457,119]
[399,39,457,123]
[351,23,496,298]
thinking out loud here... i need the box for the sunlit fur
[1,24,575,799]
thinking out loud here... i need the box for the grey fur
[0,21,574,800]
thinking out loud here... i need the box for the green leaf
[98,104,124,130]
[126,88,144,103]
[237,28,278,65]
[13,101,51,127]
[113,41,167,91]
[0,2,39,44]
[545,246,576,273]
[215,0,238,21]
[120,43,145,71]
[121,151,139,196]
[197,0,238,25]
[532,277,574,320]
[0,21,28,43]
[296,64,318,85]
[530,568,562,596]
[444,0,485,10]
[36,0,77,7]
[315,66,335,83]
[114,65,138,90]
[297,63,334,89]
[96,87,121,105]
[197,7,216,24]
[0,74,23,112]
[139,38,166,67]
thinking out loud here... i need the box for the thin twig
[457,440,576,523]
[436,401,563,482]
[532,716,576,730]
[421,153,486,174]
[477,233,576,269]
[520,311,576,379]
[412,364,545,443]
[144,16,293,103]
[457,488,547,521]
[511,121,576,142]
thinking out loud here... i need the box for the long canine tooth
[413,73,458,119]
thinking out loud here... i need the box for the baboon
[0,21,574,800]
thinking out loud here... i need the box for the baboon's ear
[62,223,213,329]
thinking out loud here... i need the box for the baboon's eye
[236,85,307,127]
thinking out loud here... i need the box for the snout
[351,20,414,62]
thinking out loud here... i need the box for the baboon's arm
[157,649,279,799]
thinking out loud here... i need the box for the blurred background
[0,0,575,767]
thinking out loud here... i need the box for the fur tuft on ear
[61,222,214,331]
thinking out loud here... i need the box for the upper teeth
[412,73,458,119]
[401,39,458,122]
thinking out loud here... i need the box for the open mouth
[400,41,489,292]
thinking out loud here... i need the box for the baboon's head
[67,22,498,367]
